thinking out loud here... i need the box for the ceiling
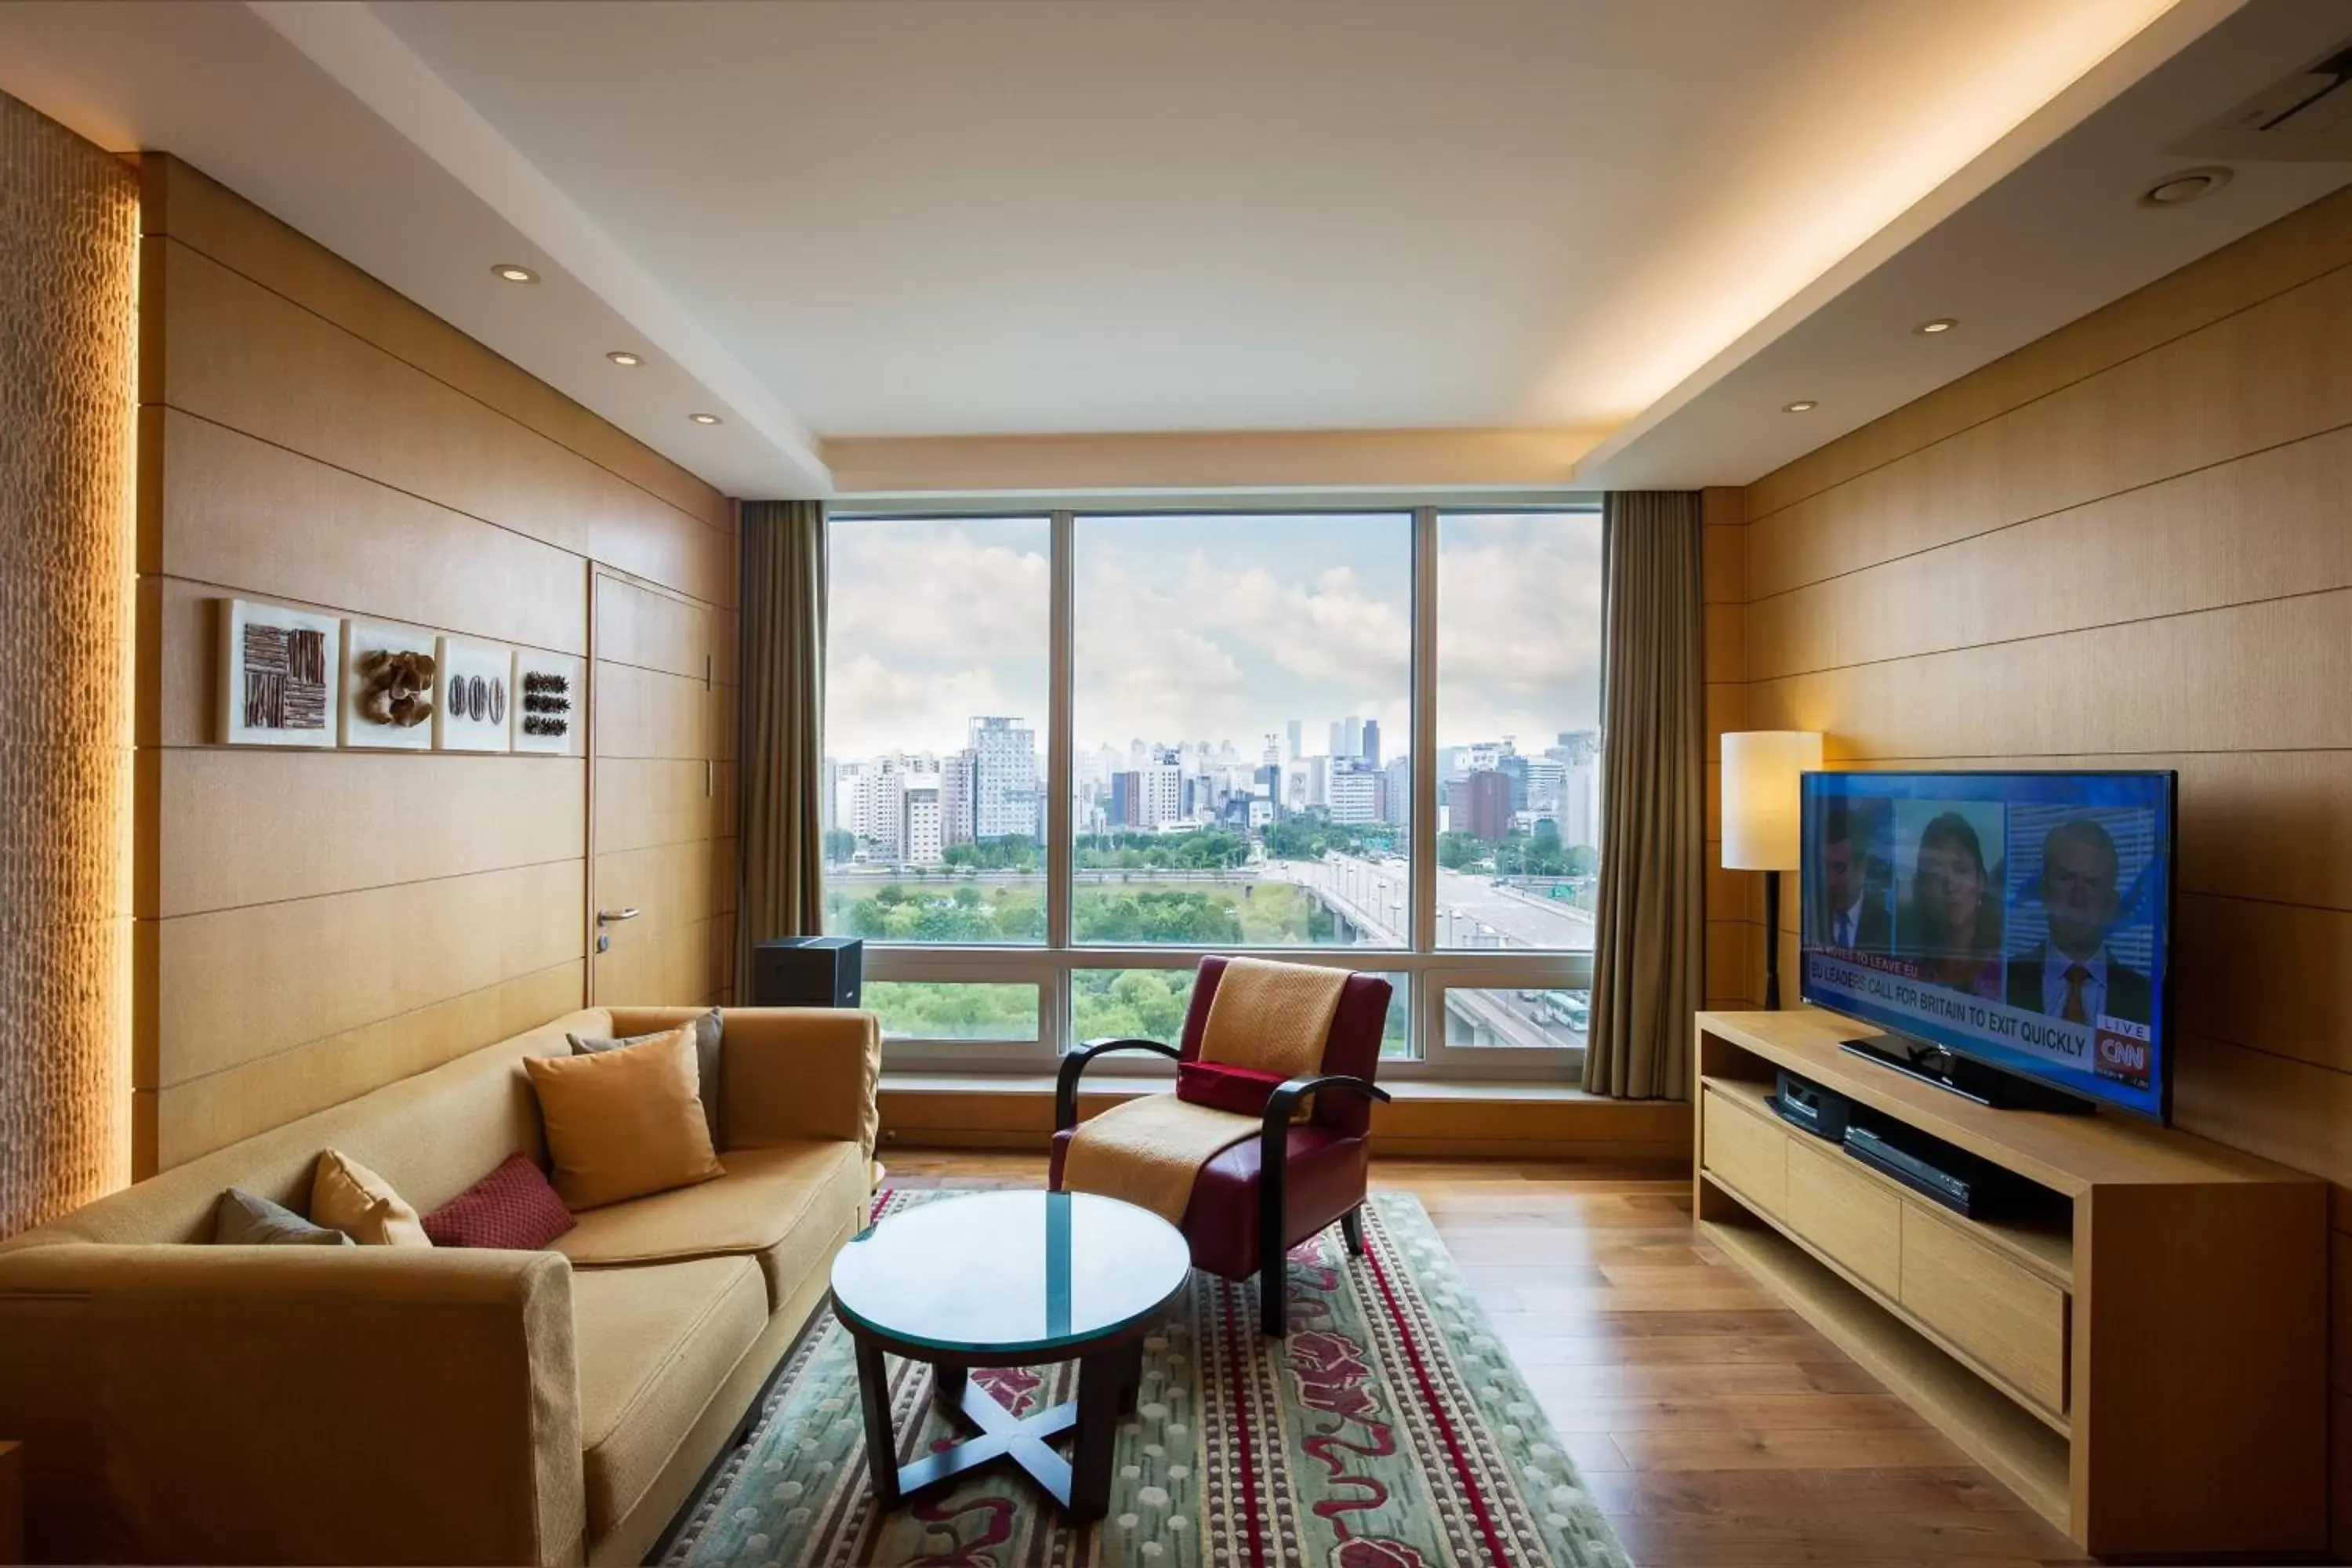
[2,0,2349,496]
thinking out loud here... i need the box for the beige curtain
[737,499,828,991]
[1584,491,1704,1099]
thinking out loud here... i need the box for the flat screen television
[1798,769,2176,1123]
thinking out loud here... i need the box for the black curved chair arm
[1259,1073,1392,1135]
[1055,1037,1181,1131]
[1259,1073,1392,1332]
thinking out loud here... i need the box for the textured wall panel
[0,93,138,1236]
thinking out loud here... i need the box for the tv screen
[1799,770,2176,1122]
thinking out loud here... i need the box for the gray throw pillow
[212,1187,355,1246]
[568,1006,724,1148]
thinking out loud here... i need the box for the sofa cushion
[211,1187,354,1246]
[423,1153,575,1249]
[555,1140,868,1310]
[311,1149,431,1247]
[525,1024,724,1211]
[572,1255,767,1541]
[571,1007,723,1149]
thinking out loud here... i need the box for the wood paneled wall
[134,156,738,1174]
[0,91,138,1237]
[1738,182,2352,1549]
[1698,485,1759,1012]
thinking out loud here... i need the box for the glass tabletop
[829,1191,1193,1357]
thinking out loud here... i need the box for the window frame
[827,499,1602,1078]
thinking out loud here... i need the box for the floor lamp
[1722,731,1824,1010]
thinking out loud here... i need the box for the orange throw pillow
[524,1022,723,1210]
[310,1149,432,1247]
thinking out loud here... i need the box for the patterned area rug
[666,1189,1628,1568]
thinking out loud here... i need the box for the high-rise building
[1109,771,1139,828]
[1362,718,1380,768]
[1383,754,1412,828]
[969,716,1039,841]
[1138,762,1182,827]
[1285,719,1302,761]
[939,750,977,847]
[1446,769,1513,842]
[900,776,943,866]
[1327,765,1379,825]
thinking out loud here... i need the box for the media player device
[1841,1114,2002,1218]
[1771,1069,1850,1142]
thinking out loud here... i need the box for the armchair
[1050,957,1392,1335]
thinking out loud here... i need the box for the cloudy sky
[825,511,1602,762]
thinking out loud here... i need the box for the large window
[822,517,1049,946]
[1073,513,1413,949]
[822,506,1602,1076]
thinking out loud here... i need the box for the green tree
[1437,831,1490,871]
[822,828,858,863]
[1071,969,1195,1044]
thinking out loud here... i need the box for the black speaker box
[751,936,863,1008]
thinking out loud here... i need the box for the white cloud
[829,521,1048,661]
[1435,515,1603,744]
[826,654,1023,758]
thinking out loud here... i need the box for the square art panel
[342,622,437,750]
[434,637,512,753]
[220,599,339,747]
[512,650,582,756]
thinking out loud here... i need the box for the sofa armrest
[717,1006,882,1159]
[0,1243,583,1566]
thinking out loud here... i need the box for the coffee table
[829,1190,1192,1522]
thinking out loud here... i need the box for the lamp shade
[1721,730,1823,872]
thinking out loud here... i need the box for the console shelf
[1695,1008,2326,1560]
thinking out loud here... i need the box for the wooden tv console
[1693,1008,2325,1559]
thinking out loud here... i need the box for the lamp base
[1763,869,1783,1011]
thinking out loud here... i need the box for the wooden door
[587,566,739,1007]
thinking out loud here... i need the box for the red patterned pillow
[1178,1059,1294,1116]
[423,1154,575,1249]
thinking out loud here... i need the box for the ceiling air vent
[2169,38,2352,162]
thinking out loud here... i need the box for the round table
[829,1190,1192,1522]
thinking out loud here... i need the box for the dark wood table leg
[1067,1347,1127,1522]
[932,1362,967,1412]
[854,1336,901,1508]
[1116,1341,1144,1414]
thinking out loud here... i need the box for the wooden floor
[881,1150,2092,1568]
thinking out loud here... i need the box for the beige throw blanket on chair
[1063,959,1349,1223]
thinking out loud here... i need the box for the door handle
[594,907,641,953]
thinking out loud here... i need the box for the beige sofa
[0,1004,881,1567]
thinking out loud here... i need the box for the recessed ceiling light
[606,350,644,367]
[2139,166,2232,209]
[1915,318,1957,335]
[1783,399,1817,413]
[688,412,723,426]
[491,263,539,284]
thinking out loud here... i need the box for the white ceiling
[2,0,2349,495]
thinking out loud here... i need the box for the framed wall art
[220,599,339,747]
[511,650,582,756]
[433,637,512,753]
[342,622,437,750]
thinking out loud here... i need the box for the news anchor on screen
[1812,801,1892,953]
[1902,811,2004,1000]
[2005,818,2153,1028]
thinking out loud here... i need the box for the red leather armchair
[1048,957,1392,1335]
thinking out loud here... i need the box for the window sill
[878,1071,1609,1102]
